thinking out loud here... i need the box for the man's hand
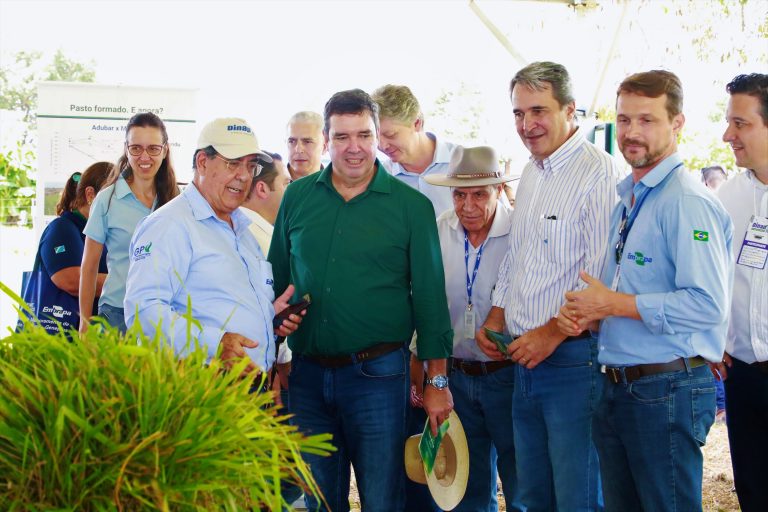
[564,270,640,323]
[273,284,306,337]
[219,332,259,377]
[423,385,454,437]
[709,352,733,381]
[423,359,454,436]
[557,303,585,337]
[507,318,564,369]
[476,306,507,360]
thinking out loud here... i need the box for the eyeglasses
[212,153,263,177]
[126,144,166,157]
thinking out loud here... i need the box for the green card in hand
[418,418,450,475]
[484,327,513,357]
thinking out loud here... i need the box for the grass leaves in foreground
[0,294,333,511]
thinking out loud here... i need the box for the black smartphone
[272,294,311,330]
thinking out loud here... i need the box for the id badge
[464,305,476,339]
[610,265,621,291]
[737,215,768,270]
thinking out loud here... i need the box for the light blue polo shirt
[598,154,734,365]
[84,175,155,310]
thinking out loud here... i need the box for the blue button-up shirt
[124,183,276,370]
[598,154,734,365]
[84,175,155,309]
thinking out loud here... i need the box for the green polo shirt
[268,161,453,359]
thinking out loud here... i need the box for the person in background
[286,111,326,181]
[713,72,768,512]
[21,162,112,335]
[702,165,728,191]
[241,152,292,256]
[79,112,179,334]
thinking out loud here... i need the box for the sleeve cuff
[415,330,453,360]
[635,293,671,335]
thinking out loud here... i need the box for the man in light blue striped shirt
[476,62,622,511]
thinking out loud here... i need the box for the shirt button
[323,319,328,324]
[326,287,331,293]
[331,258,336,263]
[601,346,605,350]
[337,229,342,235]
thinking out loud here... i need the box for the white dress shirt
[718,170,768,363]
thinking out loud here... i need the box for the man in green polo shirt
[269,89,453,512]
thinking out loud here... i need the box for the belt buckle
[603,365,622,384]
[458,360,472,374]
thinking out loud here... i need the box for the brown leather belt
[304,342,404,369]
[451,357,515,376]
[563,331,592,343]
[603,356,707,384]
[752,361,768,375]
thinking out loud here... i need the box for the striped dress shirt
[491,128,623,335]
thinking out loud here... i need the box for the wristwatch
[426,374,449,390]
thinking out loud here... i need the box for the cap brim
[212,143,273,163]
[423,175,519,187]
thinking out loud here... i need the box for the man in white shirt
[241,153,292,256]
[419,146,522,511]
[286,111,326,181]
[476,62,622,511]
[372,84,460,217]
[713,72,768,512]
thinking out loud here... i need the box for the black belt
[603,356,707,384]
[303,342,404,369]
[752,360,768,375]
[451,357,515,376]
[563,331,592,343]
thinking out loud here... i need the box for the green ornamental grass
[0,282,334,511]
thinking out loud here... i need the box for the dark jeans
[513,337,603,512]
[725,357,768,512]
[290,346,410,512]
[594,362,715,512]
[99,303,126,334]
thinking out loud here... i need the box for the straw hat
[423,146,516,187]
[404,410,469,510]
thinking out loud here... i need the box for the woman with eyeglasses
[79,112,179,334]
[22,162,112,335]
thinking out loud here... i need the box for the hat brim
[403,411,469,510]
[423,174,519,187]
[212,143,273,163]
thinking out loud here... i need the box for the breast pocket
[537,218,581,266]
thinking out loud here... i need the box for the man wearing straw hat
[476,62,622,510]
[416,145,523,511]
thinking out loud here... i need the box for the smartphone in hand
[272,294,312,330]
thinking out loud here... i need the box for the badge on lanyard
[464,231,485,339]
[737,215,768,270]
[464,305,476,339]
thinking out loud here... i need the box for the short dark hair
[617,70,683,120]
[192,146,218,170]
[323,89,379,135]
[253,152,283,189]
[726,73,768,126]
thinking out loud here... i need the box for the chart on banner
[36,82,197,227]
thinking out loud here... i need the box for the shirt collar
[532,126,584,174]
[114,174,133,199]
[316,159,391,196]
[746,169,768,189]
[617,152,683,207]
[184,182,251,233]
[241,207,274,232]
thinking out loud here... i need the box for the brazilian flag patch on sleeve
[693,230,709,242]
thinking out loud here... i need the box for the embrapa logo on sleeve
[133,241,153,261]
[627,251,653,266]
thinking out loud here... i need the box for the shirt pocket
[537,218,581,266]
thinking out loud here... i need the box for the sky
[1,0,766,160]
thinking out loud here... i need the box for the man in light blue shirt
[125,118,302,373]
[372,84,460,217]
[559,70,734,511]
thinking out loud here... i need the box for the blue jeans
[724,357,768,512]
[99,303,126,334]
[513,337,603,512]
[289,346,409,512]
[451,364,523,512]
[594,362,715,512]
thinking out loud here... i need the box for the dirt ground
[348,421,740,511]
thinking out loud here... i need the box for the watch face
[431,374,449,389]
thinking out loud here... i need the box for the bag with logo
[16,245,80,336]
